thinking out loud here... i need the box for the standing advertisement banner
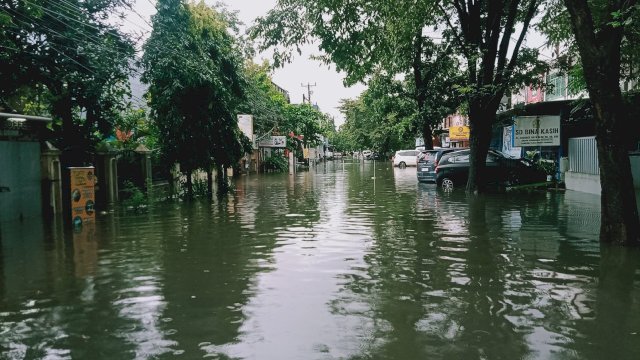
[68,167,95,227]
[502,126,522,158]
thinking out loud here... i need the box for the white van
[393,150,420,167]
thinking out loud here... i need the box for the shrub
[263,155,288,172]
[122,180,148,211]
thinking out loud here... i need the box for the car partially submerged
[435,149,547,190]
[393,149,420,168]
[417,148,465,183]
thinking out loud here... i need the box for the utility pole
[301,82,316,104]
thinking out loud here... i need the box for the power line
[5,6,140,56]
[0,42,147,107]
[43,0,152,33]
[301,82,317,104]
[7,3,205,68]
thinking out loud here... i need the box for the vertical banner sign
[237,114,254,148]
[69,167,95,227]
[502,126,522,158]
[514,116,561,146]
[303,148,310,159]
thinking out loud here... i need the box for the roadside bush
[263,155,288,172]
[535,160,556,176]
[122,180,147,211]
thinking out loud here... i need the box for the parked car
[325,151,334,160]
[371,152,384,160]
[417,148,465,183]
[362,150,373,159]
[435,149,546,190]
[393,150,420,167]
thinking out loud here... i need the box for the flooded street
[2,161,640,359]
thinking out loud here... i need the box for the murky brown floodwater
[1,160,640,359]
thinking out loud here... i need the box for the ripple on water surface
[1,164,640,359]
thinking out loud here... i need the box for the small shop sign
[449,126,470,140]
[258,135,287,148]
[514,116,560,147]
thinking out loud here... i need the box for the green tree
[238,60,289,138]
[282,103,326,147]
[142,0,248,197]
[1,0,135,162]
[434,0,547,193]
[252,0,546,192]
[251,0,462,151]
[337,75,416,155]
[544,1,639,245]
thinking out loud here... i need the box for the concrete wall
[565,171,601,195]
[566,153,640,194]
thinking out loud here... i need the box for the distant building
[271,81,291,103]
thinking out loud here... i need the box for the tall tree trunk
[185,169,193,199]
[206,167,213,197]
[52,88,74,146]
[422,123,434,150]
[52,87,84,166]
[216,164,227,195]
[564,0,640,245]
[593,96,639,245]
[466,102,496,194]
[412,29,434,151]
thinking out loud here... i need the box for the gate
[0,141,42,222]
[568,136,599,175]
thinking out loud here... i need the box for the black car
[417,148,465,183]
[435,149,546,190]
[371,152,384,160]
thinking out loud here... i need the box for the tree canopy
[337,74,417,154]
[1,0,136,161]
[252,0,547,191]
[142,0,249,185]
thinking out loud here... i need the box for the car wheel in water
[441,178,454,191]
[399,162,406,169]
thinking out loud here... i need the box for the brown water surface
[1,161,639,359]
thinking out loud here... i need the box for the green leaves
[337,74,417,153]
[0,0,136,156]
[142,0,247,172]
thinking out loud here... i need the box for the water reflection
[0,163,639,359]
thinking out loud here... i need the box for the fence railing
[568,136,599,175]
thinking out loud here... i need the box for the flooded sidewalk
[1,161,639,359]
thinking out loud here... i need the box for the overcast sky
[125,0,365,126]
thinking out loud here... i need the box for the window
[422,152,437,161]
[546,73,566,101]
[451,154,470,163]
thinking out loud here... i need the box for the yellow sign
[449,126,470,140]
[303,148,310,159]
[69,167,95,227]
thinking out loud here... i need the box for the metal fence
[568,136,599,175]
